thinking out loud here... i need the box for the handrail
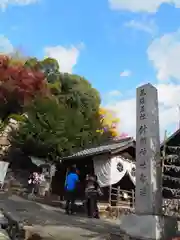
[111,187,134,194]
[109,186,135,208]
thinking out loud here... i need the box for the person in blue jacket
[64,165,79,214]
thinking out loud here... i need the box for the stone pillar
[135,83,162,215]
[119,83,177,240]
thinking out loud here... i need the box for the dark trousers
[86,197,99,218]
[28,183,38,194]
[65,190,76,214]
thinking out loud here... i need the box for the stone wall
[163,199,180,218]
[3,169,29,194]
[0,118,19,158]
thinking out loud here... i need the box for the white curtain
[93,156,136,187]
[0,161,9,185]
[128,162,136,184]
[30,156,46,166]
[93,155,111,187]
[110,157,127,186]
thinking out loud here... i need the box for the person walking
[85,174,102,218]
[64,166,79,215]
[28,171,40,195]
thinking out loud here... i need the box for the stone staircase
[3,169,29,196]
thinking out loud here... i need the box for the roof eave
[61,150,111,162]
[111,141,135,155]
[160,128,180,148]
[60,140,135,162]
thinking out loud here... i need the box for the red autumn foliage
[0,55,48,119]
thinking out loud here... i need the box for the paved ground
[0,194,179,239]
[0,193,122,239]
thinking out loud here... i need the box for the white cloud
[125,19,157,35]
[106,83,180,140]
[0,0,38,10]
[44,44,84,73]
[108,90,121,97]
[112,29,180,139]
[0,35,14,54]
[108,0,180,13]
[120,70,131,77]
[157,83,180,107]
[147,29,180,81]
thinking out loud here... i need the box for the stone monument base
[119,214,177,240]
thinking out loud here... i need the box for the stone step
[0,229,10,240]
[24,226,113,240]
[10,182,24,187]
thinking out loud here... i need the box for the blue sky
[1,0,180,138]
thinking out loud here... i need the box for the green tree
[25,57,61,96]
[24,57,103,136]
[25,57,60,83]
[9,57,117,162]
[25,58,101,115]
[10,97,103,161]
[58,73,101,114]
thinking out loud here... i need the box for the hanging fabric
[93,155,136,187]
[93,155,111,187]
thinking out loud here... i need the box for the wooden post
[109,185,112,206]
[162,130,167,173]
[117,186,121,205]
[132,189,135,209]
[117,186,121,219]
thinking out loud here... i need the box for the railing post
[117,186,121,219]
[132,189,135,209]
[109,185,112,206]
[117,186,121,205]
